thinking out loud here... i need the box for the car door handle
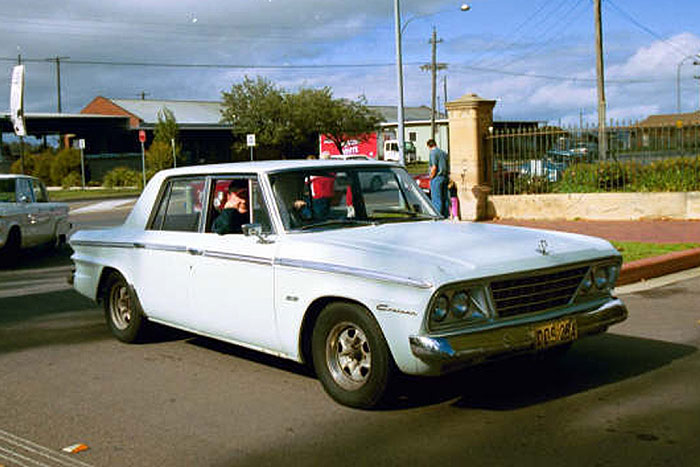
[187,248,203,256]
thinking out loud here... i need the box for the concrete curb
[618,247,700,286]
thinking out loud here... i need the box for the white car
[69,160,627,408]
[0,174,70,261]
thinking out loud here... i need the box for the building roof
[81,97,435,127]
[638,111,700,127]
[109,99,224,125]
[370,105,437,122]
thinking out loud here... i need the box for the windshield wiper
[370,209,437,219]
[299,219,376,231]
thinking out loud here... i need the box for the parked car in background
[413,173,431,195]
[383,140,417,163]
[0,174,70,261]
[70,160,627,408]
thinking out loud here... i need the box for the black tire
[312,302,394,409]
[103,272,150,343]
[0,227,21,265]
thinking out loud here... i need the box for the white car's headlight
[428,285,491,331]
[577,262,620,298]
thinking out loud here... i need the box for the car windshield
[269,166,440,232]
[0,180,15,202]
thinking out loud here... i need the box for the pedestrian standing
[427,139,449,217]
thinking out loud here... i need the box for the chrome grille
[490,266,588,318]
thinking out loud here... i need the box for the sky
[1,0,700,126]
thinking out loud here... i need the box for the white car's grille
[490,266,589,318]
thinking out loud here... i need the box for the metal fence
[489,122,700,195]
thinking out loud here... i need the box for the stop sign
[138,130,146,143]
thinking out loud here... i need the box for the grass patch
[48,188,142,202]
[405,161,428,175]
[611,241,700,263]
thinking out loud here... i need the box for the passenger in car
[211,182,249,234]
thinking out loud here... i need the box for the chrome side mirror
[242,223,273,244]
[18,194,30,203]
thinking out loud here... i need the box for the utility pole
[420,27,447,141]
[442,75,448,115]
[694,75,700,110]
[140,91,149,100]
[46,56,69,113]
[594,0,607,160]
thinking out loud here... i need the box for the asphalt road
[0,206,699,466]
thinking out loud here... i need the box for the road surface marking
[0,429,92,467]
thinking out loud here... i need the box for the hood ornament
[536,240,549,256]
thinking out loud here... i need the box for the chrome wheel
[109,283,131,331]
[326,321,371,390]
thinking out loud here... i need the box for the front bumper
[409,297,627,372]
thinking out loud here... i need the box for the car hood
[278,220,618,288]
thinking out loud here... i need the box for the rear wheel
[103,272,150,343]
[0,228,21,264]
[312,302,394,409]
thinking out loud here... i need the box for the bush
[61,172,82,189]
[50,148,81,186]
[146,140,177,173]
[9,149,56,183]
[103,167,143,189]
[556,156,700,193]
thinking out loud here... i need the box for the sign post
[10,65,26,173]
[78,138,86,189]
[139,130,146,188]
[171,138,177,168]
[246,134,256,161]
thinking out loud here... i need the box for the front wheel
[312,302,394,409]
[103,272,150,343]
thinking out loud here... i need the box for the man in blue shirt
[427,139,449,217]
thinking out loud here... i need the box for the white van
[383,140,417,163]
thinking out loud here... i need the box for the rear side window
[31,180,48,203]
[149,178,206,232]
[0,179,15,202]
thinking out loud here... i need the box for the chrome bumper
[409,298,627,370]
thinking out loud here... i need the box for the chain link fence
[490,122,700,195]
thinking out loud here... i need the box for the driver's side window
[16,179,32,203]
[207,177,272,235]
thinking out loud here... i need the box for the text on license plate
[534,318,578,350]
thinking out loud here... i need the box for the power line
[0,55,664,84]
[605,0,689,58]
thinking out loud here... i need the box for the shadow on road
[186,336,315,378]
[0,244,73,271]
[389,333,696,410]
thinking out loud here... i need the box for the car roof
[0,174,37,180]
[157,159,398,178]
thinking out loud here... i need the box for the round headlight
[580,272,593,293]
[594,267,608,289]
[450,291,469,319]
[431,295,449,322]
[607,265,620,286]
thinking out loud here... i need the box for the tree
[221,76,286,158]
[146,106,181,172]
[220,76,382,159]
[319,95,382,156]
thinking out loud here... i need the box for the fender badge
[536,240,549,256]
[376,304,417,316]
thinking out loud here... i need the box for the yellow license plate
[534,318,578,350]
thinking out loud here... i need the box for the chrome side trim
[141,243,188,253]
[202,250,273,266]
[275,257,432,289]
[70,240,133,249]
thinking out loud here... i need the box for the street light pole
[393,0,406,166]
[676,54,700,113]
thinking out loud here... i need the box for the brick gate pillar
[446,93,496,221]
